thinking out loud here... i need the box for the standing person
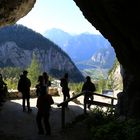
[0,74,7,103]
[42,72,51,95]
[42,72,51,87]
[82,76,96,109]
[17,70,32,112]
[36,75,44,97]
[36,85,54,135]
[60,73,70,108]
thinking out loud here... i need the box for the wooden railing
[57,92,84,128]
[57,91,117,128]
[84,92,117,114]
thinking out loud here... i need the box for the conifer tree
[27,53,41,87]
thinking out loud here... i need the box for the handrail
[57,92,117,108]
[92,92,117,100]
[57,91,117,128]
[57,92,84,107]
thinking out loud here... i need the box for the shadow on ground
[0,99,88,140]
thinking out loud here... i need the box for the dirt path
[0,97,88,140]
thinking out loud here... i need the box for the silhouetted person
[0,74,7,104]
[42,72,51,87]
[36,85,54,135]
[82,76,96,109]
[36,75,43,96]
[17,70,32,112]
[60,73,70,108]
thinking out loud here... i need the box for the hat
[23,70,28,74]
[86,76,90,81]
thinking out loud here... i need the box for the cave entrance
[0,0,122,95]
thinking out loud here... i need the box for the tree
[27,53,41,87]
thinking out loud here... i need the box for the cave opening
[0,0,123,95]
[16,0,122,95]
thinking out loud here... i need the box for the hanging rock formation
[0,0,36,27]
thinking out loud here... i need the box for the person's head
[23,70,28,76]
[86,76,91,82]
[43,72,48,79]
[43,72,48,76]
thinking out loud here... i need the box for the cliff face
[45,29,116,70]
[107,60,123,95]
[0,42,31,68]
[0,41,79,74]
[0,25,84,82]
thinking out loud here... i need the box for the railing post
[111,98,114,114]
[84,93,87,114]
[57,92,85,128]
[61,105,65,128]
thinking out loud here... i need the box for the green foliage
[5,78,18,90]
[91,121,125,140]
[69,82,83,93]
[85,108,140,140]
[27,53,41,87]
[0,67,21,79]
[95,78,108,94]
[0,67,21,89]
[86,107,115,128]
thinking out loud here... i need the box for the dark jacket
[82,81,96,92]
[37,94,54,114]
[18,75,31,93]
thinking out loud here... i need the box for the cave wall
[74,0,140,75]
[74,0,140,118]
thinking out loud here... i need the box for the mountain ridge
[44,28,116,70]
[0,24,84,82]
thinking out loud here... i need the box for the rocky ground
[0,93,117,140]
[0,96,90,140]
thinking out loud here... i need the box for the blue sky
[17,0,100,35]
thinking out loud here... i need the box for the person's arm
[17,80,21,91]
[47,95,54,105]
[3,81,7,86]
[82,83,86,92]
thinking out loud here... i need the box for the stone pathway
[0,96,86,140]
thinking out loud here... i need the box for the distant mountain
[44,28,116,70]
[0,25,84,82]
[91,46,115,68]
[44,28,72,50]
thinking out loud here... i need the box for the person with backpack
[36,83,54,135]
[0,74,7,104]
[60,73,70,108]
[82,76,96,109]
[42,72,51,87]
[17,70,32,112]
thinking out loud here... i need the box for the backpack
[60,78,65,87]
